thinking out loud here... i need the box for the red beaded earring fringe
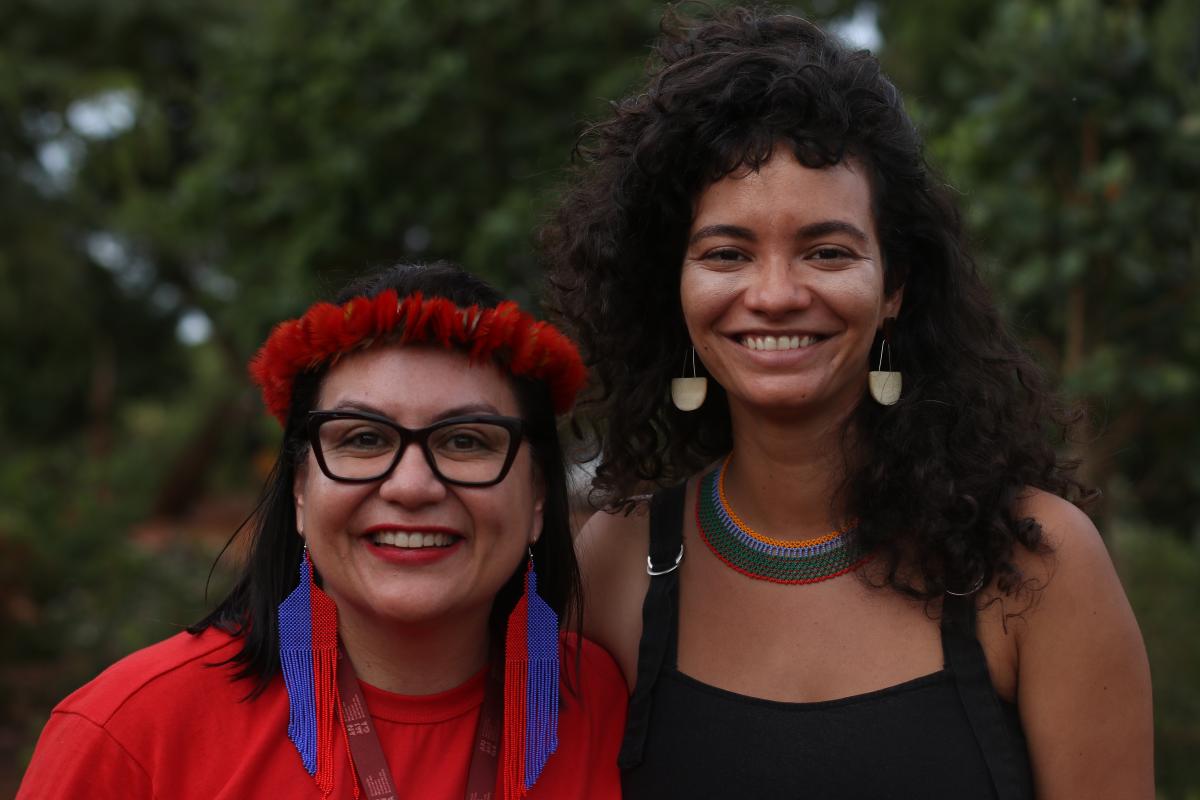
[309,566,339,797]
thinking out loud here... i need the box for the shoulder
[554,633,627,785]
[18,709,155,799]
[1005,488,1116,618]
[562,632,629,698]
[977,488,1133,657]
[575,499,653,687]
[19,628,254,800]
[576,499,652,561]
[1002,489,1154,798]
[1015,487,1100,553]
[1005,485,1147,673]
[576,501,652,590]
[53,627,245,727]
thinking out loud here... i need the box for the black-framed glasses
[306,411,526,487]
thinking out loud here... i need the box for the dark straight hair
[192,262,583,697]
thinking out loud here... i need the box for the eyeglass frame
[305,410,527,487]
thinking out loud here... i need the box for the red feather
[249,290,587,424]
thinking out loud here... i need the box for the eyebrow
[687,220,871,247]
[688,224,755,246]
[796,220,870,245]
[327,400,504,421]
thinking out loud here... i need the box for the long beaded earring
[670,347,707,411]
[278,547,340,798]
[502,550,560,799]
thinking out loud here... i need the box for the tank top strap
[941,593,1030,799]
[617,483,686,769]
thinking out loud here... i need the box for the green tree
[880,0,1200,535]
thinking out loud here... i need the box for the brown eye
[700,248,749,265]
[811,247,852,260]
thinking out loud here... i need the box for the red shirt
[18,628,626,799]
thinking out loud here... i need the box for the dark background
[2,0,1197,795]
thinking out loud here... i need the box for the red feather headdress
[249,289,587,424]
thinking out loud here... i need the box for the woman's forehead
[690,155,877,244]
[316,344,521,420]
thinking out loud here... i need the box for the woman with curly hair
[544,7,1152,799]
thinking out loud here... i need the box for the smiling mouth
[370,531,459,549]
[738,334,826,352]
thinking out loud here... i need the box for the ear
[293,460,308,537]
[528,468,546,547]
[883,283,904,320]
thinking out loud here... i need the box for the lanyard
[336,644,503,800]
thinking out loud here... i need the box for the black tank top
[619,485,1035,799]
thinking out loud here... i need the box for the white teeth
[740,335,821,351]
[372,531,455,549]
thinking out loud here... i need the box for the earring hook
[876,338,891,372]
[681,347,699,379]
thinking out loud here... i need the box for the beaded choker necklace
[696,457,870,584]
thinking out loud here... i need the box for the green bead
[697,465,865,584]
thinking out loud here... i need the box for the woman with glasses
[544,7,1152,800]
[19,263,626,799]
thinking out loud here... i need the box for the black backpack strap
[941,593,1032,799]
[617,484,686,769]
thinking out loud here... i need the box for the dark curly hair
[543,6,1089,601]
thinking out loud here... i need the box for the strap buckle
[646,544,684,576]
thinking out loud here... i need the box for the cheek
[679,268,703,328]
[825,271,888,322]
[471,455,530,521]
[299,479,367,540]
[504,462,544,546]
[680,268,736,331]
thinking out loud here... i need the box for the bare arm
[1013,491,1154,799]
[575,505,651,690]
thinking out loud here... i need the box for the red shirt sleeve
[581,637,628,796]
[525,635,627,799]
[18,711,156,800]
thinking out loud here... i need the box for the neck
[334,603,491,695]
[722,399,857,538]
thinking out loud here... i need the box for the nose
[377,441,447,507]
[742,255,812,318]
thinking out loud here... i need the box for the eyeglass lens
[314,416,516,484]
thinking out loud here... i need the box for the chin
[373,603,457,627]
[742,384,861,419]
[737,379,821,408]
[346,587,456,625]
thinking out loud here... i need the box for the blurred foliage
[902,0,1200,531]
[1117,523,1200,800]
[0,0,1197,795]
